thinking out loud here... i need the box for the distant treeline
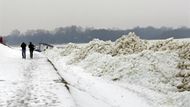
[5,26,190,45]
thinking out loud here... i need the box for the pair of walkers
[21,42,35,59]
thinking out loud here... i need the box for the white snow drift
[45,33,190,107]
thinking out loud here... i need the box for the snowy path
[0,48,75,107]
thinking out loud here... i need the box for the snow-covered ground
[1,33,190,107]
[0,44,151,107]
[0,44,75,107]
[44,33,190,107]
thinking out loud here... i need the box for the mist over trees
[4,26,190,45]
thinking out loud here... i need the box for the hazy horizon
[0,0,190,35]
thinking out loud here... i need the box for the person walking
[21,42,26,59]
[28,42,35,59]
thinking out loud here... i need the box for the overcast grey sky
[0,0,190,35]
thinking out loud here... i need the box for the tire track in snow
[47,59,70,92]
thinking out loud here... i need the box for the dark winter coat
[21,42,26,50]
[28,43,35,51]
